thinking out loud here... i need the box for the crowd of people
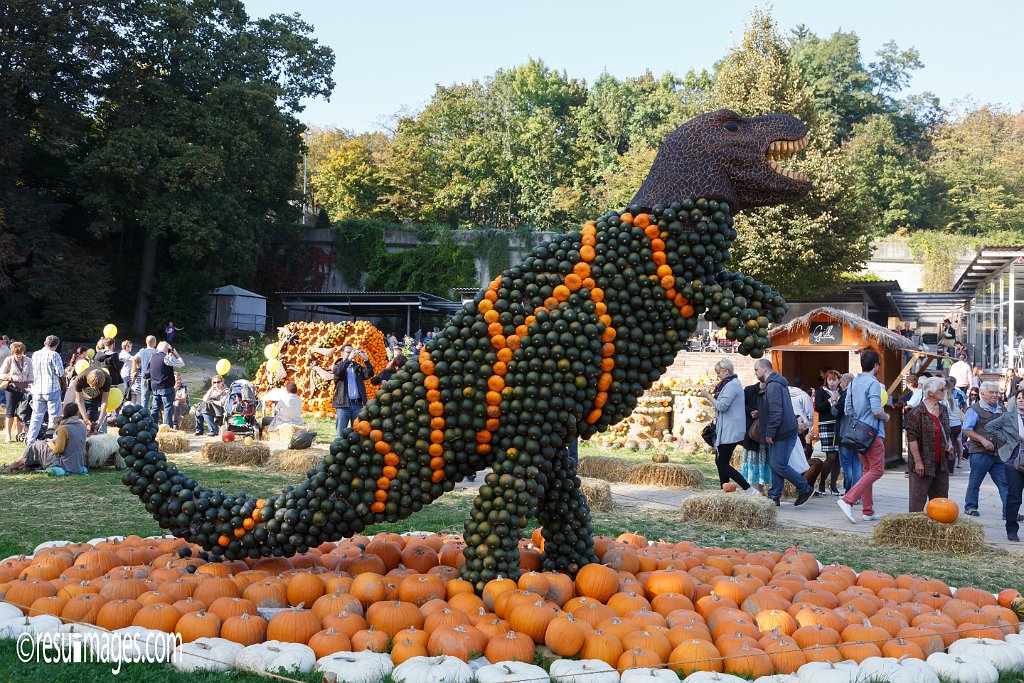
[704,347,1024,542]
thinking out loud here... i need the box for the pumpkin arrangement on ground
[3,531,1024,679]
[112,110,808,590]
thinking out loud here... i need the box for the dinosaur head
[631,109,811,212]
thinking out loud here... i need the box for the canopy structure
[208,285,268,333]
[953,246,1024,293]
[277,291,464,336]
[887,292,970,325]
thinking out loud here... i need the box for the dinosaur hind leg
[537,447,598,575]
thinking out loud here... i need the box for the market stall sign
[809,321,843,345]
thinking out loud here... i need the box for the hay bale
[266,423,308,447]
[201,441,271,466]
[679,491,777,528]
[624,462,704,489]
[579,477,613,512]
[156,430,190,454]
[177,413,195,434]
[871,512,986,554]
[268,447,329,474]
[577,455,635,483]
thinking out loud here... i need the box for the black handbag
[839,418,879,454]
[701,422,717,448]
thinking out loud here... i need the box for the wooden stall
[768,307,918,461]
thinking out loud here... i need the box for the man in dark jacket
[754,358,813,507]
[329,344,374,439]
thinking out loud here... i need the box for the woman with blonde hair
[700,358,754,493]
[905,376,953,512]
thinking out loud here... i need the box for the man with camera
[313,344,374,440]
[148,341,185,426]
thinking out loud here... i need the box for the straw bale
[679,491,777,528]
[268,447,329,475]
[579,477,613,512]
[201,441,271,466]
[155,430,190,454]
[624,462,704,489]
[265,423,307,447]
[177,413,195,434]
[871,512,986,554]
[577,456,635,483]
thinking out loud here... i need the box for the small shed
[768,306,918,460]
[208,285,268,333]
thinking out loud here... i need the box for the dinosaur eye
[724,121,739,132]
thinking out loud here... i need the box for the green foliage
[333,218,387,287]
[473,229,511,277]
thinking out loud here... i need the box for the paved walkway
[456,462,1022,553]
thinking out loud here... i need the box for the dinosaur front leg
[537,446,598,575]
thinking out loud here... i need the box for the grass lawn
[3,423,1024,680]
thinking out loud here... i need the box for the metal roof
[209,285,266,299]
[276,291,465,314]
[887,291,971,322]
[952,246,1024,293]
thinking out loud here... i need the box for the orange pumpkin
[925,497,959,523]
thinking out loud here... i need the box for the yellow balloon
[107,387,123,411]
[880,388,889,406]
[266,359,282,374]
[103,324,118,339]
[264,343,279,360]
[85,348,95,359]
[216,359,231,375]
[74,359,90,374]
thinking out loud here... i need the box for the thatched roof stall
[768,307,915,460]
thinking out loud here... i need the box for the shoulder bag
[701,422,717,448]
[838,380,880,454]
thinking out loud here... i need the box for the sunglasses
[212,380,223,384]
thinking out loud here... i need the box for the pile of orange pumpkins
[2,530,1023,678]
[252,320,389,416]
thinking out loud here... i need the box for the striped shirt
[30,347,65,397]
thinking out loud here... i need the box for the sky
[244,0,1024,132]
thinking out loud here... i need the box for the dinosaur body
[118,110,812,591]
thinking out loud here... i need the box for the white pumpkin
[110,626,176,662]
[621,668,679,683]
[478,661,551,683]
[392,655,474,683]
[795,660,859,683]
[58,622,109,636]
[1005,633,1024,654]
[856,656,939,683]
[550,659,620,683]
[682,673,747,683]
[948,638,1024,673]
[172,637,244,672]
[87,536,123,545]
[0,615,62,640]
[235,641,316,675]
[32,540,72,554]
[926,653,999,683]
[753,676,801,683]
[0,602,22,623]
[315,650,394,683]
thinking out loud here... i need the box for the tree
[845,115,933,234]
[76,1,334,333]
[310,132,390,221]
[710,8,872,297]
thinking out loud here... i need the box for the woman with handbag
[0,341,32,442]
[700,359,754,493]
[740,382,771,494]
[904,377,953,512]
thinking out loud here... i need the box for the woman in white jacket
[701,359,755,493]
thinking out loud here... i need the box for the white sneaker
[746,487,760,496]
[837,499,857,524]
[862,514,881,522]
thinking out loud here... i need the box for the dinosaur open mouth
[766,135,809,182]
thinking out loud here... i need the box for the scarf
[713,373,738,399]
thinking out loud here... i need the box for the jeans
[842,436,885,516]
[767,434,810,499]
[151,388,176,426]
[26,391,62,443]
[83,398,105,433]
[839,445,862,493]
[716,442,750,489]
[141,380,151,415]
[964,452,1008,516]
[567,439,579,466]
[1004,461,1023,537]
[335,402,362,440]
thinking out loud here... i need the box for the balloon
[243,436,254,446]
[216,359,231,375]
[103,324,118,339]
[74,359,90,375]
[85,348,95,359]
[266,359,282,374]
[880,388,889,406]
[264,343,279,360]
[221,430,235,443]
[107,387,124,411]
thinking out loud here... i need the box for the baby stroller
[224,379,261,439]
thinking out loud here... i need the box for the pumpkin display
[925,498,959,524]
